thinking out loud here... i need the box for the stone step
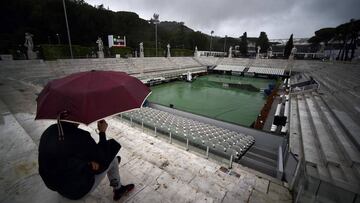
[244,151,277,167]
[305,93,343,166]
[239,156,277,177]
[289,96,302,157]
[313,93,360,166]
[0,99,44,202]
[296,94,323,166]
[248,145,278,161]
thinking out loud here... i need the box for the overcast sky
[85,0,360,39]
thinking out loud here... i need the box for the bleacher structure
[247,67,285,76]
[212,58,288,77]
[121,107,255,160]
[284,61,360,202]
[213,64,246,72]
[1,57,360,202]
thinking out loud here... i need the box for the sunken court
[1,56,360,202]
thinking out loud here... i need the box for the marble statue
[96,37,104,58]
[24,32,36,59]
[139,42,144,58]
[96,37,104,52]
[194,46,198,57]
[289,46,297,60]
[256,46,261,59]
[24,33,34,52]
[228,46,233,58]
[167,44,171,57]
[267,47,273,58]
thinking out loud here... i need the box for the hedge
[109,47,133,57]
[39,44,194,60]
[40,44,95,60]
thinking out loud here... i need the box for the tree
[284,34,294,58]
[239,32,248,56]
[314,28,336,45]
[256,32,269,53]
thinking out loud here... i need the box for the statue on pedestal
[166,44,171,57]
[267,47,273,59]
[96,37,104,58]
[256,46,261,59]
[139,42,144,58]
[194,46,198,57]
[24,32,37,59]
[228,46,233,58]
[96,37,104,52]
[289,46,297,60]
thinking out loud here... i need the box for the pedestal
[97,51,104,58]
[27,51,37,60]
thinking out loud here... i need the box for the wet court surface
[148,74,275,126]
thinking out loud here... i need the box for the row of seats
[247,67,285,76]
[214,65,246,72]
[121,107,255,159]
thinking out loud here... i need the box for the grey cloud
[86,0,360,38]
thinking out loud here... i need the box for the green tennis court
[148,74,275,126]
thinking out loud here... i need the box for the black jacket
[38,122,121,200]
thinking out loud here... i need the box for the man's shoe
[116,156,121,164]
[113,184,135,201]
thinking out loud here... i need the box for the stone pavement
[0,77,292,203]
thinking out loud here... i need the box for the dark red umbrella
[35,70,151,125]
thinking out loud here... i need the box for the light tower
[210,30,214,56]
[152,13,160,57]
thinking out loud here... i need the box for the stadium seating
[214,64,246,72]
[289,87,360,201]
[121,107,255,159]
[247,67,285,76]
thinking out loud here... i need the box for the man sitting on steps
[38,119,134,201]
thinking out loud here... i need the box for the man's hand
[89,161,100,171]
[97,120,108,133]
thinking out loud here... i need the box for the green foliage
[171,49,193,57]
[40,44,94,60]
[284,34,293,58]
[314,28,336,45]
[256,32,269,53]
[144,48,165,57]
[240,32,248,56]
[109,47,133,57]
[308,36,320,45]
[308,19,359,61]
[0,0,216,54]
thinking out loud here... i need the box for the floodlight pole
[210,30,214,56]
[223,35,227,54]
[155,23,158,57]
[62,0,73,59]
[152,13,160,57]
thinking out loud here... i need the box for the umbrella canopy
[35,70,151,125]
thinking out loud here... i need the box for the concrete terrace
[0,59,292,203]
[1,57,360,202]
